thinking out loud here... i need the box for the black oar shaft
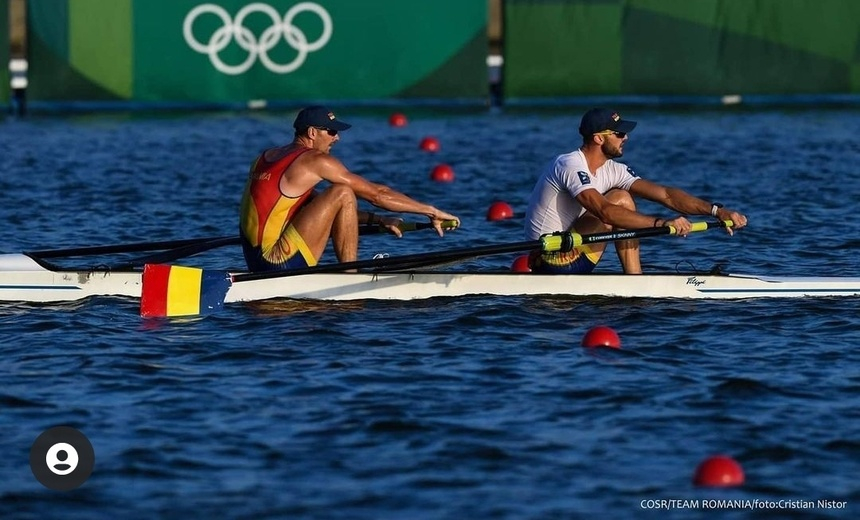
[26,220,446,261]
[112,236,241,269]
[111,223,414,269]
[580,226,673,244]
[358,220,457,235]
[26,236,234,259]
[232,239,541,283]
[355,221,433,235]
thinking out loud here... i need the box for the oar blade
[140,264,231,318]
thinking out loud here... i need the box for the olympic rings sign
[183,2,333,75]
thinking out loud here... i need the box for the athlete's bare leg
[573,189,642,274]
[290,184,359,262]
[604,189,641,274]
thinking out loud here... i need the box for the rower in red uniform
[240,106,459,271]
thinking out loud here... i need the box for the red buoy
[581,326,621,349]
[389,113,408,127]
[430,164,455,183]
[511,255,531,272]
[486,201,515,221]
[693,455,745,487]
[419,136,440,152]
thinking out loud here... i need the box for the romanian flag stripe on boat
[140,264,231,317]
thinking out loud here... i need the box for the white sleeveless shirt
[525,149,639,240]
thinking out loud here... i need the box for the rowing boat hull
[0,255,141,302]
[2,255,859,303]
[225,271,860,302]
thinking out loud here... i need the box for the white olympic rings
[183,2,332,75]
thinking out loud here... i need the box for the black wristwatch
[710,203,723,217]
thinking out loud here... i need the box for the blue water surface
[1,106,859,519]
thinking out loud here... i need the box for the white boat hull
[0,255,142,302]
[1,254,858,304]
[225,272,860,302]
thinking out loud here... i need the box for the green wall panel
[27,0,119,101]
[505,0,860,98]
[69,0,132,98]
[132,0,486,101]
[26,0,487,104]
[396,29,487,98]
[622,7,848,95]
[505,1,624,96]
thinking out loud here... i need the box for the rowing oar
[140,220,731,318]
[25,220,457,266]
[109,236,240,270]
[25,236,234,259]
[359,220,458,235]
[107,220,457,269]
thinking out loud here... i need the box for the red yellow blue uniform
[239,148,317,271]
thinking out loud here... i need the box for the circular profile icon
[30,426,95,491]
[45,442,79,475]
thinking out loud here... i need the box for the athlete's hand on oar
[360,219,460,236]
[379,216,406,238]
[430,211,460,237]
[658,216,694,236]
[713,208,747,236]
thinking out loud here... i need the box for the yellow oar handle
[540,220,734,253]
[667,219,734,235]
[540,233,577,252]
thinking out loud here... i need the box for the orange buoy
[486,201,515,221]
[430,164,455,183]
[581,325,621,349]
[511,255,531,272]
[389,113,408,127]
[419,136,440,152]
[693,455,745,487]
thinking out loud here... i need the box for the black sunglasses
[597,130,626,139]
[314,127,338,137]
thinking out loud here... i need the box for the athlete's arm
[629,179,747,234]
[576,188,664,230]
[629,178,712,215]
[315,155,460,235]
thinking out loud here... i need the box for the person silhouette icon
[30,426,95,491]
[45,442,79,476]
[53,450,71,471]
